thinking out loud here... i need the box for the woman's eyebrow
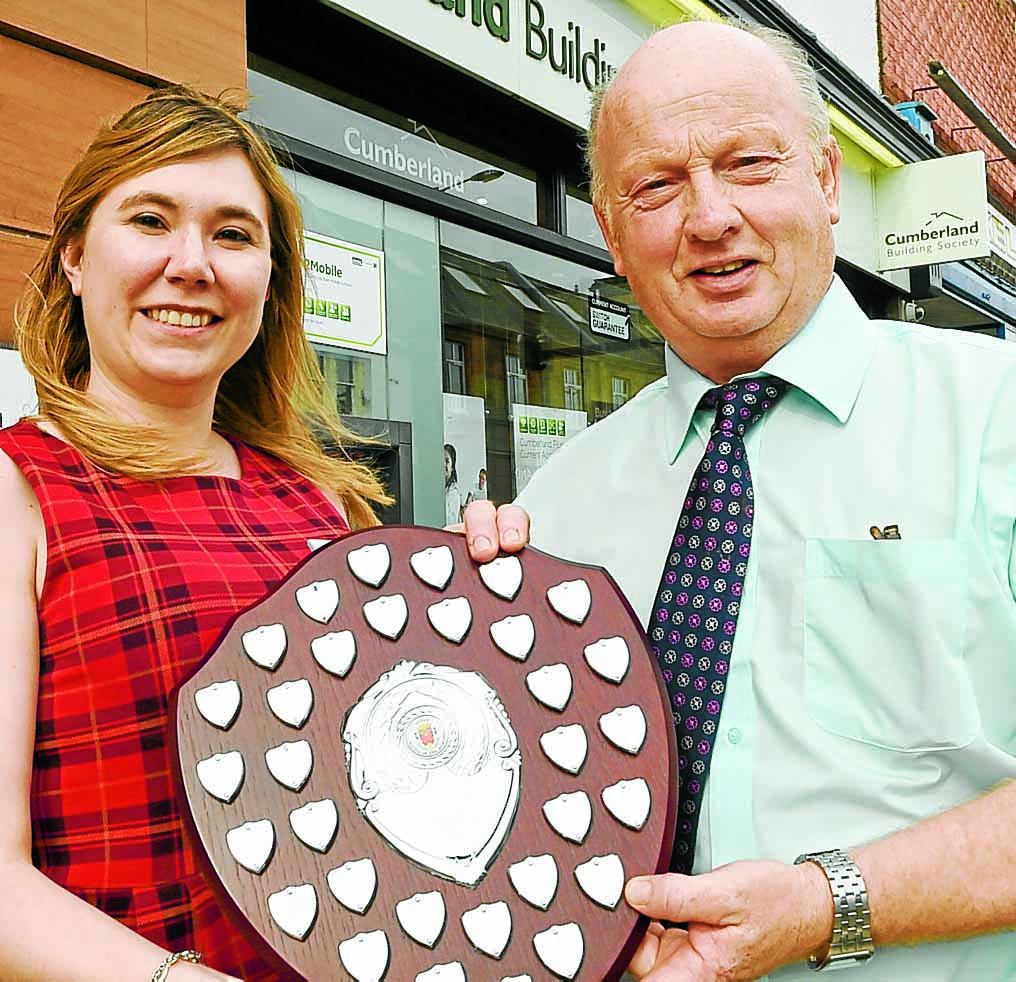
[116,192,266,231]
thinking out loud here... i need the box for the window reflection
[439,223,665,504]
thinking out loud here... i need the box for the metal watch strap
[794,848,874,971]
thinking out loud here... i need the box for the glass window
[566,181,607,250]
[444,340,466,395]
[611,376,630,410]
[563,367,583,411]
[248,66,539,224]
[506,353,529,407]
[318,349,372,417]
[439,222,666,503]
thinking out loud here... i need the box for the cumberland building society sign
[875,152,989,271]
[325,0,651,129]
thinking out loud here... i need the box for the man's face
[594,26,841,379]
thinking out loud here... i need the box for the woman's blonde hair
[16,85,390,529]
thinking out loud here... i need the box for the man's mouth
[694,259,755,276]
[142,308,220,327]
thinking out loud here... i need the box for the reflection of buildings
[439,248,664,503]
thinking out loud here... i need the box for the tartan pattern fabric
[649,377,788,874]
[0,420,352,979]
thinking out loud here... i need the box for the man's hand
[453,500,530,562]
[625,860,834,981]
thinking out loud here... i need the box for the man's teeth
[700,260,750,274]
[145,309,214,327]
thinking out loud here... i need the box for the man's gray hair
[585,17,832,210]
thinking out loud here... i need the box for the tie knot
[700,376,789,437]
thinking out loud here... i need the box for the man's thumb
[625,873,731,924]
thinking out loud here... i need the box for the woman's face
[61,149,273,412]
[444,449,452,481]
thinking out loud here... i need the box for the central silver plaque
[343,660,521,886]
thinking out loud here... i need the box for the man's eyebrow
[116,192,266,229]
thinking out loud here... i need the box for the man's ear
[60,239,85,297]
[819,136,843,226]
[594,203,626,277]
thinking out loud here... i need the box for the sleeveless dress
[0,420,352,979]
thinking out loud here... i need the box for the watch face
[173,527,679,981]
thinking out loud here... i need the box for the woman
[0,82,530,982]
[444,442,463,526]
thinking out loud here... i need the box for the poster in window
[443,394,488,525]
[512,403,588,495]
[303,231,387,354]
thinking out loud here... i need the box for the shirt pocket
[803,537,979,752]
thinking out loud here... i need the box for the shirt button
[727,727,743,745]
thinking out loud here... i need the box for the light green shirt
[517,276,1016,980]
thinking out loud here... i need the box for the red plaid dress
[0,420,352,979]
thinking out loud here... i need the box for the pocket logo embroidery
[869,524,901,540]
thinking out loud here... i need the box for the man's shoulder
[871,317,1016,387]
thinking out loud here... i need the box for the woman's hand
[452,500,531,562]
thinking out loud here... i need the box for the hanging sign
[303,231,387,354]
[874,152,989,271]
[589,295,630,341]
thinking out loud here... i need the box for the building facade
[2,0,1014,522]
[878,0,1016,336]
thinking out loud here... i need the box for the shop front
[246,0,661,526]
[244,0,965,527]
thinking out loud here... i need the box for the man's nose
[164,227,214,283]
[684,172,741,242]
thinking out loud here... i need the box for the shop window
[563,367,583,411]
[443,340,466,395]
[439,222,666,504]
[611,376,630,410]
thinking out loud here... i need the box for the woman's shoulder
[0,442,45,576]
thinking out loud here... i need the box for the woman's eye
[131,213,166,229]
[217,227,253,243]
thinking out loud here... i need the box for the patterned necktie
[651,375,789,874]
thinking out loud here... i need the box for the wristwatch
[794,848,875,971]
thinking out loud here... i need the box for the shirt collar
[663,275,879,462]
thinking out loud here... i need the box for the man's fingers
[626,872,734,926]
[461,500,498,561]
[626,921,662,978]
[495,503,530,552]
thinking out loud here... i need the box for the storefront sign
[324,0,652,129]
[588,295,630,341]
[302,232,387,354]
[874,152,989,271]
[512,403,587,493]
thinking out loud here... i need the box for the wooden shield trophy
[172,527,677,981]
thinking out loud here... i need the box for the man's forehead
[607,24,795,117]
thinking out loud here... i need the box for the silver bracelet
[151,949,203,982]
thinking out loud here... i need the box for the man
[467,17,1016,982]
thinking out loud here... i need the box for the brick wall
[879,0,1016,222]
[0,2,247,343]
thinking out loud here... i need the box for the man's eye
[733,156,773,169]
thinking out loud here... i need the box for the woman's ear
[60,239,85,297]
